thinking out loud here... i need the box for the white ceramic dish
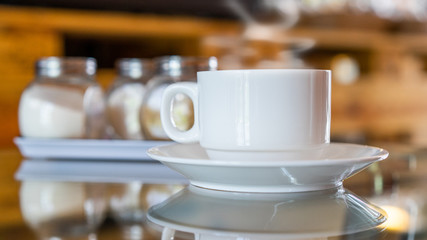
[148,185,387,240]
[15,160,188,184]
[14,137,171,161]
[147,143,389,193]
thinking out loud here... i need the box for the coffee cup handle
[161,82,199,143]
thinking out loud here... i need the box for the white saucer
[147,143,388,193]
[148,186,387,239]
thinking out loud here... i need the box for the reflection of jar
[20,181,107,240]
[109,182,145,240]
[18,57,105,139]
[106,59,153,140]
[141,184,186,239]
[109,183,184,240]
[140,56,217,140]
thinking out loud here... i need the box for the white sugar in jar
[18,57,105,139]
[106,58,153,140]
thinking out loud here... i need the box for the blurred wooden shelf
[0,5,241,37]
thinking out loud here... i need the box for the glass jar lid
[116,58,153,79]
[154,56,197,77]
[36,57,97,78]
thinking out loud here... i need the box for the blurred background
[2,0,427,237]
[2,0,427,147]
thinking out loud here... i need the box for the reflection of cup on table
[150,186,387,240]
[161,69,331,159]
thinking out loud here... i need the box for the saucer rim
[147,142,389,167]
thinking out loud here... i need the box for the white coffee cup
[161,69,331,158]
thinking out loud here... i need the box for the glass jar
[106,58,153,140]
[18,57,105,139]
[140,56,217,140]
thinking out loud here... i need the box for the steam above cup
[161,69,331,160]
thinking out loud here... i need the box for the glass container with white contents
[141,56,217,140]
[106,58,153,140]
[18,57,105,139]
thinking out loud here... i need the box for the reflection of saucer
[147,186,387,239]
[147,143,388,193]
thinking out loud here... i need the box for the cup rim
[197,69,331,74]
